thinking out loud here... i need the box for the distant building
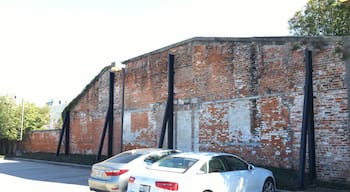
[46,98,68,129]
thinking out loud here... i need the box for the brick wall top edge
[30,129,61,133]
[63,66,110,114]
[122,36,349,64]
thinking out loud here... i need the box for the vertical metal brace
[56,110,70,156]
[158,54,175,149]
[307,50,316,181]
[97,69,115,161]
[158,99,170,148]
[108,71,115,157]
[298,49,316,189]
[167,54,174,149]
[65,112,70,155]
[97,111,110,160]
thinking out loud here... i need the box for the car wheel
[262,178,275,192]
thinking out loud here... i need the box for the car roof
[169,151,236,159]
[124,148,179,154]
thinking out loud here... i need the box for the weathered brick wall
[21,129,61,153]
[23,37,350,182]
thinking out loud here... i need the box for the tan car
[88,148,180,192]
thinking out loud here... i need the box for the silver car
[88,148,180,192]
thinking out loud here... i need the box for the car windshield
[155,156,198,171]
[106,152,143,163]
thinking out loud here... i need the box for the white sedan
[127,152,276,192]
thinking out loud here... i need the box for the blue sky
[0,0,308,105]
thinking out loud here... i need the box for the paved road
[0,158,91,192]
[1,158,348,192]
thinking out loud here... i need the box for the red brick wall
[23,37,350,182]
[21,129,61,153]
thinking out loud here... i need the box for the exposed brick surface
[23,37,350,182]
[21,129,61,153]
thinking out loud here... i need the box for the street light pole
[107,67,115,157]
[20,98,24,141]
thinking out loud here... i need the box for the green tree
[0,95,50,141]
[22,102,50,132]
[0,96,20,141]
[288,0,350,36]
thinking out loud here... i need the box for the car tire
[262,177,275,192]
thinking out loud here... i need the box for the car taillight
[128,176,135,183]
[155,181,179,191]
[105,169,128,176]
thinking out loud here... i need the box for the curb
[277,189,350,192]
[5,157,92,169]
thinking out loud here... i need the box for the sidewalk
[6,157,91,168]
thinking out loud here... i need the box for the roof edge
[61,66,111,118]
[122,36,348,64]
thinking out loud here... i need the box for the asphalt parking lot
[0,158,348,192]
[0,158,91,192]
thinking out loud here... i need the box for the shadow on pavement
[0,158,90,186]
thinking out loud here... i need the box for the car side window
[223,155,248,171]
[209,157,226,173]
[107,153,143,163]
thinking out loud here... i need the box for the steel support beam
[158,54,175,149]
[298,49,316,189]
[97,111,109,161]
[307,50,316,181]
[167,54,174,149]
[97,69,115,161]
[56,110,70,156]
[64,112,70,155]
[108,71,115,157]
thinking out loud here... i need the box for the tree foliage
[0,95,50,141]
[0,96,19,140]
[288,0,350,36]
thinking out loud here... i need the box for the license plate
[139,184,150,192]
[93,170,105,178]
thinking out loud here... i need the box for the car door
[207,156,244,192]
[222,155,259,192]
[196,157,228,191]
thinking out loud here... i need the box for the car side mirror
[248,164,255,170]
